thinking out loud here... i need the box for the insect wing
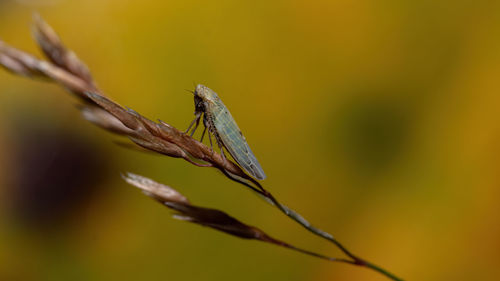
[209,99,266,180]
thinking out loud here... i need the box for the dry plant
[122,172,352,263]
[0,14,403,281]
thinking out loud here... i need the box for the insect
[185,84,266,180]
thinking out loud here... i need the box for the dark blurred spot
[6,114,111,231]
[333,91,415,176]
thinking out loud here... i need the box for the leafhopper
[186,84,266,180]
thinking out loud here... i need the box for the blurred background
[1,0,500,280]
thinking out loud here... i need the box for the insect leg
[220,147,227,163]
[185,112,202,134]
[200,126,207,142]
[208,127,214,151]
[205,115,217,153]
[200,114,210,142]
[190,116,201,137]
[215,134,227,163]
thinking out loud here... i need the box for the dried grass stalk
[0,15,403,281]
[32,13,95,87]
[0,15,260,190]
[123,172,353,262]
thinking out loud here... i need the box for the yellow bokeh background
[1,0,500,280]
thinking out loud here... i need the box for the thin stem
[0,21,403,280]
[361,261,404,281]
[252,186,404,281]
[280,243,355,265]
[264,233,403,281]
[221,169,266,197]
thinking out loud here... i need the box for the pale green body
[195,85,266,180]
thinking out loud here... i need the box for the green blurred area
[1,0,500,280]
